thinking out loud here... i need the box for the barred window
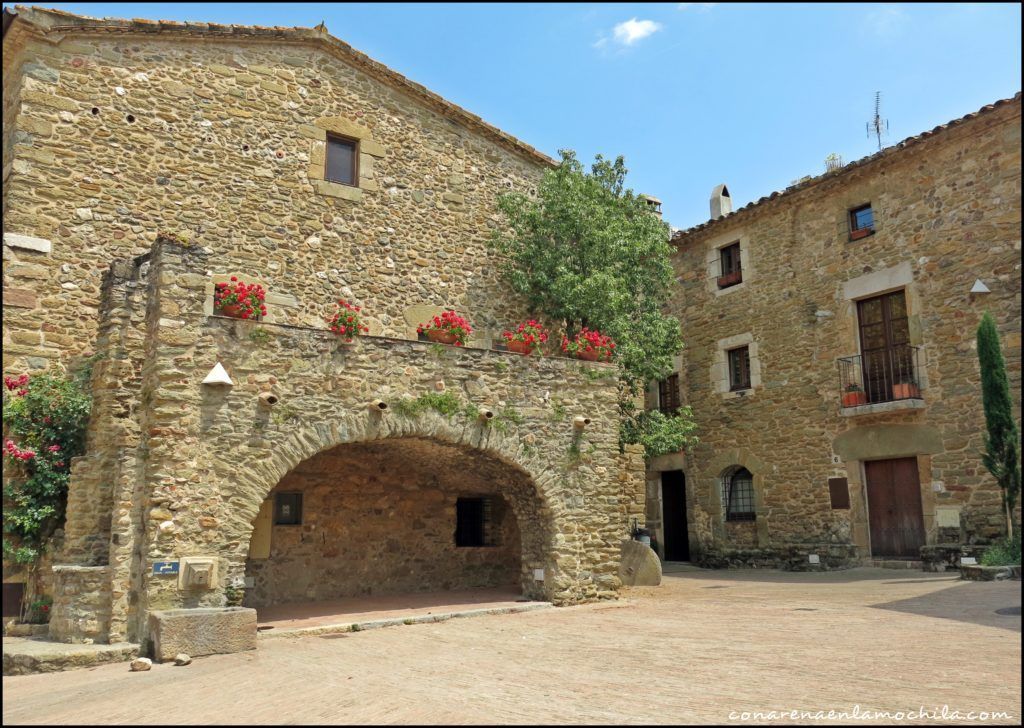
[455,496,498,547]
[720,467,755,521]
[728,346,751,391]
[658,373,681,415]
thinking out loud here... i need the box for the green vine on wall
[3,370,92,564]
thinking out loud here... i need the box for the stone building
[646,94,1022,568]
[2,6,646,647]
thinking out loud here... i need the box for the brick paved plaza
[3,568,1020,725]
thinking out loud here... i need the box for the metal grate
[838,345,923,407]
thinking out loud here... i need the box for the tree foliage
[492,150,697,457]
[3,370,92,563]
[976,311,1021,537]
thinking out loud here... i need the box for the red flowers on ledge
[502,320,548,355]
[561,328,615,362]
[327,300,370,342]
[214,277,267,320]
[418,310,473,347]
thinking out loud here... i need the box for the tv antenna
[866,91,889,151]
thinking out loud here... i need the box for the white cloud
[678,3,717,10]
[865,6,908,37]
[611,18,663,46]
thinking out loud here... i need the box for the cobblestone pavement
[3,569,1020,725]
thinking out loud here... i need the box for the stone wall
[3,9,551,379]
[50,237,642,644]
[246,440,524,606]
[656,98,1021,563]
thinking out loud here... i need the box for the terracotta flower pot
[506,340,533,355]
[217,303,249,319]
[849,227,873,241]
[842,390,867,407]
[892,382,919,400]
[576,349,602,362]
[717,270,743,288]
[426,329,459,345]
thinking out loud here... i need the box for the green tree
[492,150,697,458]
[976,311,1021,538]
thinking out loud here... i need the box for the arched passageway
[243,437,549,608]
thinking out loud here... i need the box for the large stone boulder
[619,540,662,586]
[148,607,257,663]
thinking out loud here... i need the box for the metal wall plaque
[828,477,850,509]
[152,561,180,576]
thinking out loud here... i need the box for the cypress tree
[976,311,1021,538]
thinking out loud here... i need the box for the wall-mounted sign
[152,561,180,576]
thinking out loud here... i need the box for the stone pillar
[48,565,112,644]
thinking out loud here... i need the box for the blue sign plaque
[152,561,180,576]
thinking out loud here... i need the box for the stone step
[869,559,923,570]
[257,601,553,640]
[960,564,1022,581]
[3,637,139,676]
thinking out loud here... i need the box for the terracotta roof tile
[672,92,1022,242]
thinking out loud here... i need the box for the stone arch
[704,449,770,548]
[218,410,563,603]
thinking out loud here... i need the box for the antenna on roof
[865,91,889,151]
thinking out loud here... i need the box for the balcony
[837,345,924,415]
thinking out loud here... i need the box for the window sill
[312,179,363,202]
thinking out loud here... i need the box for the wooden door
[857,291,912,403]
[661,471,690,561]
[865,458,925,558]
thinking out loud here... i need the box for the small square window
[274,492,302,526]
[455,497,497,547]
[728,346,751,391]
[717,242,742,288]
[848,204,874,240]
[325,135,358,186]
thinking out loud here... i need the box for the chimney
[710,184,731,220]
[639,194,662,218]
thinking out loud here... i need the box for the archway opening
[242,437,549,626]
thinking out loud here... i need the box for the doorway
[865,457,926,558]
[661,470,690,561]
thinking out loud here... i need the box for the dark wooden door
[661,470,690,561]
[865,457,925,558]
[857,290,912,403]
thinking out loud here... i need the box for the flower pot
[892,382,919,400]
[506,340,534,355]
[576,349,602,362]
[217,303,249,319]
[849,227,873,241]
[841,390,867,407]
[717,270,743,288]
[426,329,459,345]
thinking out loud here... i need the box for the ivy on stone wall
[2,370,91,564]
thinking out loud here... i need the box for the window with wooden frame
[848,203,875,240]
[658,373,681,415]
[325,134,358,186]
[728,346,751,391]
[274,492,303,526]
[721,467,755,521]
[455,497,497,547]
[717,242,743,288]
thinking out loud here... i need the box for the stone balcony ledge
[206,314,618,369]
[840,398,926,417]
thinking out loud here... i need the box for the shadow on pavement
[870,581,1022,632]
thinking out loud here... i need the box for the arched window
[720,467,755,521]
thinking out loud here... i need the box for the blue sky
[14,2,1021,229]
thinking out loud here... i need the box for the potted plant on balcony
[417,310,472,347]
[214,277,267,320]
[501,320,548,355]
[841,382,867,407]
[717,270,743,288]
[892,375,920,400]
[849,227,874,241]
[327,300,370,343]
[562,327,615,362]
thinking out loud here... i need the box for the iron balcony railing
[838,345,923,407]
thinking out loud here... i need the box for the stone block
[148,607,257,662]
[3,288,38,309]
[618,539,662,586]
